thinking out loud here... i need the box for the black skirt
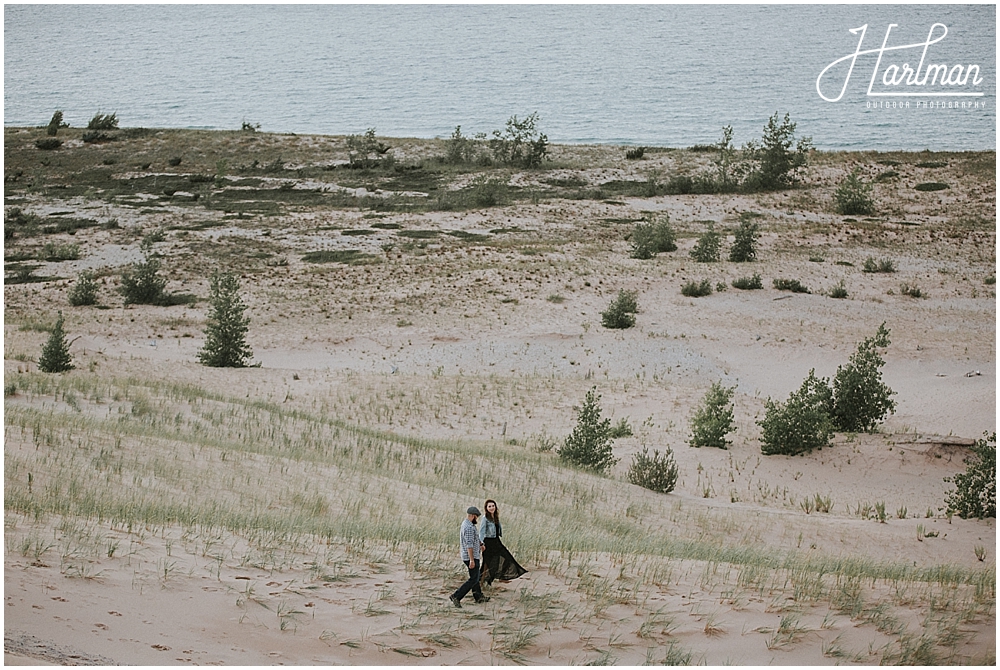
[482,536,527,585]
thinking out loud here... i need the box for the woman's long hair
[484,499,499,525]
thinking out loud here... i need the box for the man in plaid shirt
[449,506,489,607]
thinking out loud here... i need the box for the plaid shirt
[459,518,481,562]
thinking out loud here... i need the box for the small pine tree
[198,271,253,368]
[944,432,996,519]
[559,387,617,473]
[688,381,736,449]
[758,370,834,456]
[689,224,721,262]
[831,323,896,433]
[627,447,679,493]
[46,110,64,137]
[38,312,74,373]
[728,217,759,262]
[601,290,638,329]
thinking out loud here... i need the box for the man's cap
[467,506,481,516]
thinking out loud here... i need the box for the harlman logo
[817,23,985,102]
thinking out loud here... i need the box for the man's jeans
[451,559,484,602]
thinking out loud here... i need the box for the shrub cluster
[758,370,834,455]
[489,112,548,168]
[559,387,617,473]
[834,168,876,216]
[728,217,759,262]
[689,224,722,262]
[689,382,736,449]
[625,147,645,160]
[681,280,712,297]
[629,215,676,259]
[731,273,763,290]
[627,447,678,493]
[758,324,896,455]
[87,112,118,130]
[601,290,638,329]
[120,244,167,306]
[346,128,391,169]
[773,278,810,293]
[68,271,99,306]
[46,110,65,136]
[944,432,996,519]
[35,138,62,150]
[863,257,896,273]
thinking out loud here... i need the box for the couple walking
[449,499,527,608]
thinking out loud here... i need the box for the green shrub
[38,312,74,373]
[690,224,722,262]
[601,290,638,329]
[444,125,488,165]
[46,110,65,136]
[346,128,391,168]
[625,147,645,160]
[728,217,759,262]
[489,112,548,168]
[559,387,617,473]
[828,281,848,299]
[68,271,99,306]
[87,112,119,130]
[467,174,509,207]
[681,280,712,297]
[688,381,736,449]
[914,182,948,192]
[834,168,876,216]
[42,243,80,261]
[759,370,834,455]
[35,138,62,150]
[609,417,633,439]
[120,246,167,305]
[630,215,676,259]
[741,112,812,191]
[773,278,810,293]
[732,273,763,290]
[831,323,896,433]
[627,447,678,493]
[944,432,996,519]
[899,283,924,298]
[198,271,253,368]
[862,257,896,273]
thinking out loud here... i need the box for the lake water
[4,4,995,151]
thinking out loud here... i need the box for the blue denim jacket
[479,517,502,541]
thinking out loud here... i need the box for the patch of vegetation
[914,182,949,192]
[119,244,168,305]
[862,257,896,273]
[443,125,490,165]
[688,382,736,449]
[370,222,402,230]
[625,147,645,160]
[87,112,119,130]
[346,128,391,169]
[828,281,848,299]
[627,447,678,494]
[42,242,80,261]
[759,370,834,455]
[732,273,763,290]
[944,432,996,519]
[341,229,376,236]
[559,387,617,473]
[834,168,876,216]
[35,138,62,150]
[898,283,924,298]
[68,271,99,306]
[445,230,489,242]
[198,272,253,368]
[396,230,439,239]
[773,278,809,293]
[629,215,677,259]
[609,417,633,439]
[681,280,713,297]
[728,215,759,262]
[689,224,722,262]
[46,110,66,136]
[488,112,548,168]
[831,323,895,433]
[916,161,947,169]
[601,289,638,329]
[302,250,379,265]
[38,312,74,373]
